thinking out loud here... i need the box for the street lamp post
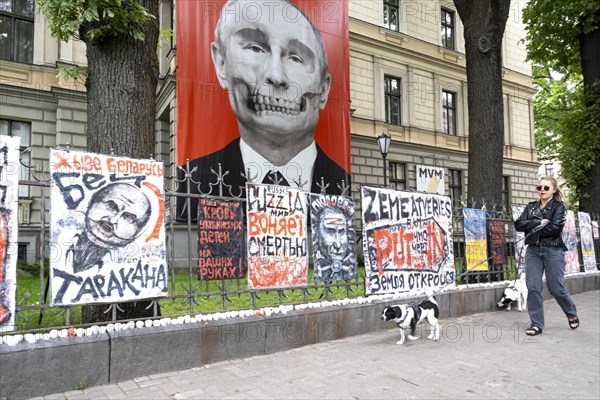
[377,133,391,187]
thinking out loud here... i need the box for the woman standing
[514,176,579,336]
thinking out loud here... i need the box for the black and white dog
[381,296,440,345]
[497,273,527,311]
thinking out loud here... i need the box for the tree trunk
[81,0,160,323]
[454,0,511,209]
[577,20,600,215]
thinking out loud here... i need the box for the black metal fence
[5,172,600,335]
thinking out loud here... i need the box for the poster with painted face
[246,183,308,288]
[0,136,20,332]
[310,194,356,281]
[361,186,455,296]
[175,0,351,218]
[463,208,488,271]
[578,212,597,272]
[49,150,168,306]
[562,210,580,274]
[511,205,527,274]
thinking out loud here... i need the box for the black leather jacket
[514,198,567,249]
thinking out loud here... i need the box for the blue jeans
[525,245,577,329]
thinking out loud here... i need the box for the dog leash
[426,224,544,299]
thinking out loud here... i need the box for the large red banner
[176,0,350,195]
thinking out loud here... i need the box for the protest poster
[488,219,506,280]
[246,183,308,289]
[463,208,488,271]
[578,212,597,272]
[416,165,445,195]
[563,210,580,274]
[49,150,168,306]
[310,194,356,282]
[511,205,527,273]
[361,186,455,296]
[0,136,20,332]
[198,197,245,280]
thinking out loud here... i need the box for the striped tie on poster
[49,150,168,306]
[0,136,21,333]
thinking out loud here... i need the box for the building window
[385,75,401,126]
[17,243,27,261]
[502,176,510,212]
[389,162,406,190]
[442,90,457,135]
[0,0,35,63]
[441,8,455,50]
[544,164,555,177]
[448,169,462,207]
[383,0,399,32]
[0,119,31,197]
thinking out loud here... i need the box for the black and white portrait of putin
[179,0,350,217]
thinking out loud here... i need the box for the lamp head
[377,133,391,157]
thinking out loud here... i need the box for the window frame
[544,164,555,177]
[0,119,31,197]
[389,161,406,190]
[384,75,402,126]
[383,0,400,32]
[448,169,462,207]
[441,8,455,50]
[442,90,457,136]
[0,0,35,64]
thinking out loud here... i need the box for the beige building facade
[0,0,539,263]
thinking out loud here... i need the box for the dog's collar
[396,306,409,326]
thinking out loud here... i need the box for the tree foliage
[523,0,600,75]
[37,0,154,42]
[523,0,600,213]
[534,67,600,206]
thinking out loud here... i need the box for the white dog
[497,273,527,311]
[381,296,440,345]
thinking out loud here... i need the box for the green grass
[12,266,365,332]
[14,274,83,330]
[10,251,519,333]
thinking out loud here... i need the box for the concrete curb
[1,272,599,400]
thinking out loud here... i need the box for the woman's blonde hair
[539,176,564,201]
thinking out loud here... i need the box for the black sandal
[526,325,542,336]
[568,316,579,329]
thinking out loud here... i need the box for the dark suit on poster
[176,0,351,221]
[177,138,350,220]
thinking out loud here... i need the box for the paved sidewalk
[31,290,599,400]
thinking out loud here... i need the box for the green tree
[523,0,600,214]
[37,0,160,321]
[453,0,511,209]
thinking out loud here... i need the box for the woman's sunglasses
[536,185,551,191]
